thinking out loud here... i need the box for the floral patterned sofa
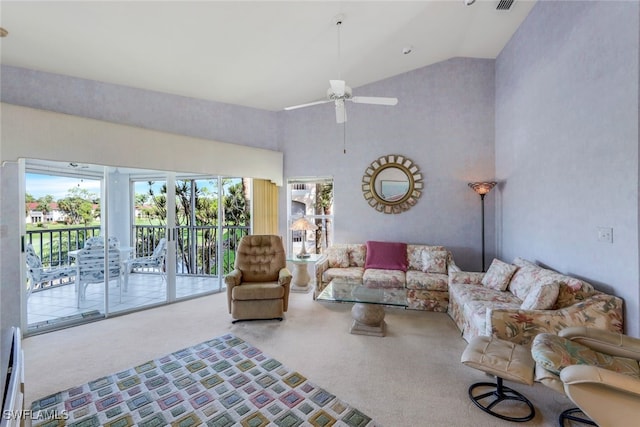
[448,257,624,346]
[315,242,460,312]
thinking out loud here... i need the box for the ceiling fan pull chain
[343,122,347,154]
[336,15,343,80]
[283,13,397,131]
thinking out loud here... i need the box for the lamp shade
[290,217,318,231]
[468,182,497,196]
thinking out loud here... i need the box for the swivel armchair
[531,326,640,426]
[225,235,292,323]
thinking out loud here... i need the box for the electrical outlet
[597,227,613,243]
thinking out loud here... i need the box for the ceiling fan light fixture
[282,14,398,123]
[328,87,346,100]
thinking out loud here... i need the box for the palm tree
[314,183,333,251]
[144,179,250,275]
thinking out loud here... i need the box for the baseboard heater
[1,327,24,427]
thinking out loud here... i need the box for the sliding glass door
[133,176,224,301]
[22,158,254,334]
[24,165,105,330]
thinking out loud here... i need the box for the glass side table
[286,253,325,293]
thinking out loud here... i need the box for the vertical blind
[252,179,279,235]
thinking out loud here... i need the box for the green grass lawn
[26,221,101,231]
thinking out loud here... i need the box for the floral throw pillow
[327,246,349,268]
[513,257,538,269]
[532,333,598,375]
[421,250,448,274]
[481,258,518,291]
[520,281,560,310]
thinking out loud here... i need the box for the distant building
[25,202,99,224]
[25,202,65,224]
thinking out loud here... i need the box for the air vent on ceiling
[496,0,515,11]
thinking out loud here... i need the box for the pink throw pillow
[364,241,408,272]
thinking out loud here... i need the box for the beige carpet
[24,291,575,426]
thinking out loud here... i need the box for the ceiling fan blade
[350,96,398,106]
[329,79,346,97]
[335,100,346,123]
[284,99,332,111]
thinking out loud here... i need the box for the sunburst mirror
[362,154,423,214]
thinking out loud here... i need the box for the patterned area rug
[31,333,380,427]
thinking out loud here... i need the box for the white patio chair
[76,243,122,307]
[25,243,76,297]
[124,238,167,288]
[84,236,119,249]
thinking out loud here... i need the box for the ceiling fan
[284,16,398,123]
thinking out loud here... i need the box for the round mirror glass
[362,155,423,214]
[374,166,410,202]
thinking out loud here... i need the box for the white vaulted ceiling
[0,1,535,111]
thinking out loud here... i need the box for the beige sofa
[316,242,460,312]
[448,257,624,346]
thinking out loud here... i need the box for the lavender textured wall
[279,58,496,270]
[1,58,497,271]
[0,162,22,334]
[495,1,640,336]
[1,66,278,150]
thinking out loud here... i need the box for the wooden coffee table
[316,278,407,337]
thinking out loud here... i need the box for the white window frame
[286,176,334,256]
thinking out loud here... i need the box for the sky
[26,173,101,200]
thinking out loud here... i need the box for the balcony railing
[133,225,250,276]
[26,226,101,268]
[26,224,250,292]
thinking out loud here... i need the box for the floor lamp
[468,182,496,272]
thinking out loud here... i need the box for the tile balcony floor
[27,273,220,329]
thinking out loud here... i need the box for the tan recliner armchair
[225,235,292,323]
[531,326,640,427]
